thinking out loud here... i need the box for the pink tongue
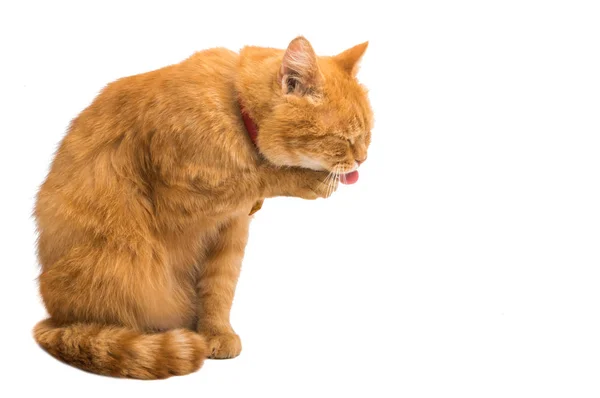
[340,170,359,185]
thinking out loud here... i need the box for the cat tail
[33,318,207,379]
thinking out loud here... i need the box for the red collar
[239,101,258,147]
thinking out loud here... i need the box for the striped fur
[34,319,206,379]
[33,36,372,378]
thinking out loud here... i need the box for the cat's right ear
[279,36,322,96]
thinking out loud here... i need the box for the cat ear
[279,36,322,96]
[334,41,369,76]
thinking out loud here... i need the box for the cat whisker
[317,170,332,188]
[319,169,335,193]
[328,166,340,198]
[325,168,333,198]
[319,165,343,198]
[333,170,339,196]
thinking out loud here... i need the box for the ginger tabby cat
[33,36,373,379]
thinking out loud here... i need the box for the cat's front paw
[203,332,242,359]
[261,166,339,199]
[296,169,339,200]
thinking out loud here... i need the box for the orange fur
[33,36,373,379]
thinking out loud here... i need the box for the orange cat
[33,36,373,379]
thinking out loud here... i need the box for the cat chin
[295,157,360,176]
[333,161,360,175]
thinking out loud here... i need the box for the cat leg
[189,167,336,216]
[196,215,249,359]
[261,166,339,200]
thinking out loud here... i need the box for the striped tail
[33,319,207,379]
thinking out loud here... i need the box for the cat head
[245,37,373,176]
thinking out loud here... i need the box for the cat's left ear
[279,36,322,96]
[334,41,369,76]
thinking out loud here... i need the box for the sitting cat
[33,36,373,379]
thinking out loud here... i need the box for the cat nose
[356,156,367,166]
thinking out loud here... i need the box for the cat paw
[297,169,339,200]
[204,332,242,359]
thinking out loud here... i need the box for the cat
[33,36,373,379]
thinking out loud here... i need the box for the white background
[1,0,599,397]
